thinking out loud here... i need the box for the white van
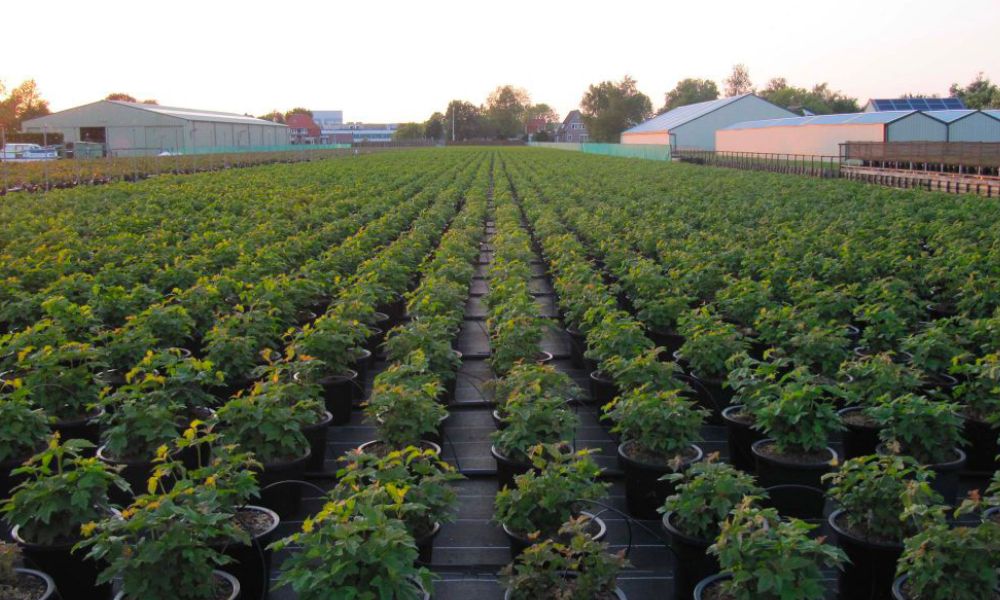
[1,143,59,161]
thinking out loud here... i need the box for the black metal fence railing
[673,149,842,178]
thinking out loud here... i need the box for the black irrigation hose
[575,499,682,564]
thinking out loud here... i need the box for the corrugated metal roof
[983,110,1000,121]
[723,111,918,130]
[624,94,750,134]
[923,110,977,123]
[110,101,286,126]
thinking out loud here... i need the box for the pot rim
[302,410,334,430]
[875,444,967,469]
[588,370,614,384]
[501,510,607,545]
[357,439,442,456]
[259,447,312,469]
[13,567,56,600]
[720,404,752,425]
[235,504,281,541]
[661,511,713,548]
[827,508,904,551]
[490,444,531,468]
[693,572,731,599]
[617,441,704,471]
[750,439,838,469]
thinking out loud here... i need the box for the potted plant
[490,399,578,490]
[0,541,58,600]
[0,389,50,500]
[749,373,842,500]
[837,352,923,459]
[289,314,365,424]
[695,500,848,600]
[270,494,433,600]
[2,435,128,600]
[604,386,707,519]
[384,317,462,401]
[951,353,1000,473]
[823,455,940,600]
[76,457,247,600]
[494,446,608,557]
[215,388,313,517]
[490,363,579,426]
[660,457,765,600]
[334,446,462,564]
[677,306,750,420]
[584,310,653,383]
[891,495,1000,600]
[900,318,968,390]
[867,394,967,504]
[500,517,629,599]
[489,310,544,377]
[15,342,104,445]
[362,354,448,454]
[721,353,790,472]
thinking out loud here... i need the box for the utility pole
[451,105,456,143]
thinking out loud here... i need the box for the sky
[5,0,1000,123]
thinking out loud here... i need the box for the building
[286,113,322,144]
[556,110,589,143]
[716,111,950,156]
[325,122,398,143]
[20,100,289,156]
[930,110,1000,142]
[621,94,796,150]
[525,118,548,136]
[863,97,965,112]
[312,111,344,130]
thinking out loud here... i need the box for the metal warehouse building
[21,100,290,156]
[621,94,796,150]
[935,110,1000,142]
[715,111,955,156]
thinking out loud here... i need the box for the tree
[949,73,1000,109]
[724,64,754,97]
[758,78,859,114]
[485,85,531,139]
[393,122,426,141]
[659,78,719,114]
[257,111,286,124]
[532,129,552,142]
[424,112,445,140]
[444,100,484,141]
[0,79,50,132]
[524,103,559,126]
[580,75,652,143]
[284,107,313,120]
[106,92,137,102]
[141,99,159,105]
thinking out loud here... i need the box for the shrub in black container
[500,517,629,600]
[491,398,577,490]
[491,363,579,424]
[0,392,50,500]
[837,352,922,459]
[823,455,940,600]
[0,541,57,600]
[695,500,847,600]
[867,394,967,504]
[677,306,749,419]
[660,457,765,600]
[952,353,1000,473]
[289,314,367,424]
[363,352,448,454]
[604,386,707,519]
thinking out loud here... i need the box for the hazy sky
[5,0,999,123]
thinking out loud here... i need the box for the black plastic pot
[215,505,279,600]
[414,521,441,565]
[751,439,837,491]
[589,371,619,416]
[351,348,373,383]
[365,326,384,358]
[114,570,240,600]
[694,573,731,600]
[839,406,881,460]
[380,297,407,328]
[877,445,966,506]
[685,371,732,425]
[13,526,111,600]
[440,350,462,404]
[13,568,58,600]
[618,442,703,520]
[491,445,534,491]
[647,328,685,356]
[721,405,764,473]
[315,369,358,425]
[502,511,606,559]
[963,416,999,475]
[51,410,103,450]
[301,410,333,473]
[256,450,311,518]
[565,327,587,369]
[762,484,827,520]
[661,511,717,600]
[829,508,903,600]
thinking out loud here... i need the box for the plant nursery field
[0,148,997,600]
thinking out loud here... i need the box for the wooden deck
[842,165,1000,197]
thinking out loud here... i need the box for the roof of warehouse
[108,101,286,126]
[723,110,922,130]
[624,94,752,134]
[922,109,978,123]
[984,110,1000,121]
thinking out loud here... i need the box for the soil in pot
[829,509,902,600]
[301,410,333,472]
[839,406,880,460]
[256,450,311,518]
[13,526,111,600]
[2,568,57,600]
[962,415,999,475]
[721,405,763,473]
[662,511,718,600]
[216,505,280,600]
[502,511,606,559]
[694,573,732,600]
[751,439,837,492]
[618,441,703,520]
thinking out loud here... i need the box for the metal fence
[674,149,842,178]
[528,142,672,161]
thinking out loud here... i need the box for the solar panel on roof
[869,97,966,111]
